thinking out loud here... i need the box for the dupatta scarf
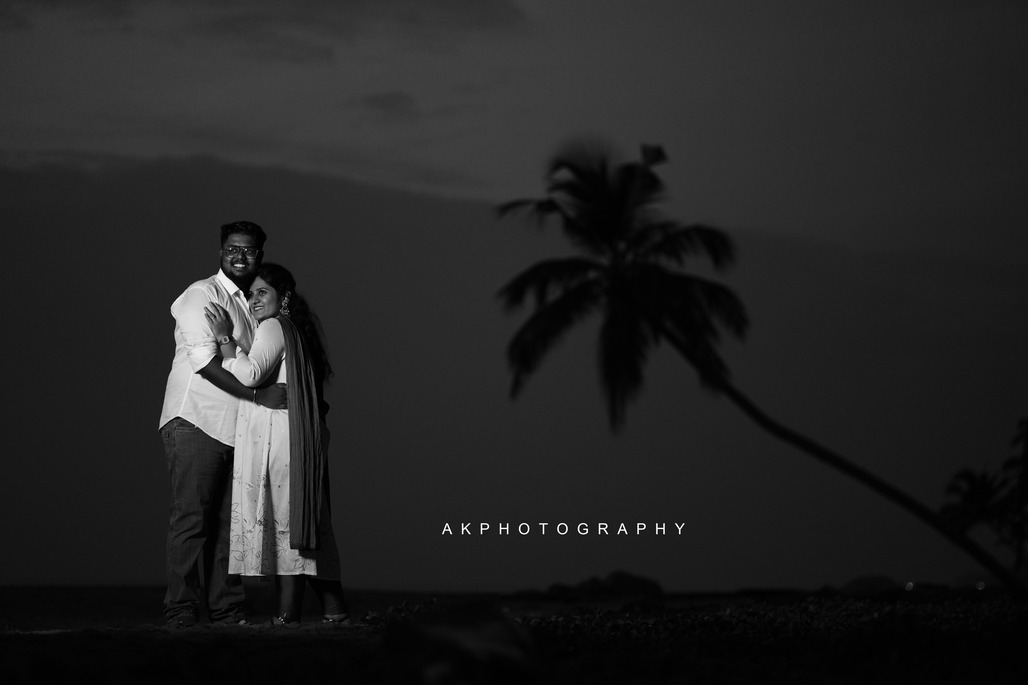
[278,314,325,551]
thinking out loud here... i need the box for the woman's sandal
[271,614,301,627]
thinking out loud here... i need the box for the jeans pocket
[162,418,199,470]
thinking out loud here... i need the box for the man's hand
[255,383,288,410]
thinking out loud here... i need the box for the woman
[204,263,348,625]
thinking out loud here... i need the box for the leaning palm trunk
[717,380,1027,598]
[499,139,1027,599]
[656,323,1027,597]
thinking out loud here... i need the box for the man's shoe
[166,613,198,631]
[212,613,253,628]
[321,613,352,626]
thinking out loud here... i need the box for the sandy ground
[2,584,1027,684]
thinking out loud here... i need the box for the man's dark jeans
[161,417,244,623]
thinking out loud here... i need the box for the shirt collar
[216,268,248,299]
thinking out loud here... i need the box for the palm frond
[496,258,602,312]
[495,198,563,228]
[658,320,731,389]
[1013,418,1028,454]
[544,138,649,253]
[506,280,603,397]
[613,158,665,218]
[637,266,749,339]
[690,277,749,338]
[634,222,736,269]
[941,468,1008,531]
[621,267,746,388]
[1002,431,1028,500]
[639,144,668,167]
[547,137,616,181]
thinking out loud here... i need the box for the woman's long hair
[255,263,333,386]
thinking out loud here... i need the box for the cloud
[0,0,131,29]
[2,0,529,66]
[362,91,421,123]
[0,6,30,30]
[194,1,528,63]
[1,0,528,42]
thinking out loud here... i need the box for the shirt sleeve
[222,318,285,387]
[171,286,218,373]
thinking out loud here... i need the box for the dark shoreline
[2,585,1026,684]
[0,581,1003,631]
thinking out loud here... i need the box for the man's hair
[220,220,267,249]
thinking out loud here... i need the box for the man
[158,220,286,629]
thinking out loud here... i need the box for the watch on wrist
[217,335,233,345]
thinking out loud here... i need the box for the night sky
[2,0,1027,594]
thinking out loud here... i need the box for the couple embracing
[158,220,348,629]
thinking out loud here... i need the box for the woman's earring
[281,296,291,316]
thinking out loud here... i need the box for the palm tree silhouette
[496,138,1026,597]
[941,469,1008,532]
[1005,419,1028,573]
[942,418,1028,577]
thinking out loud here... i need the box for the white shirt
[159,269,257,444]
[222,317,288,387]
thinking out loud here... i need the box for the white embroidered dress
[222,317,341,578]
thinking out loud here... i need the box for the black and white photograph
[2,1,1027,682]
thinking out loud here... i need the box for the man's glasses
[223,245,261,259]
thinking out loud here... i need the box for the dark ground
[2,583,1027,684]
